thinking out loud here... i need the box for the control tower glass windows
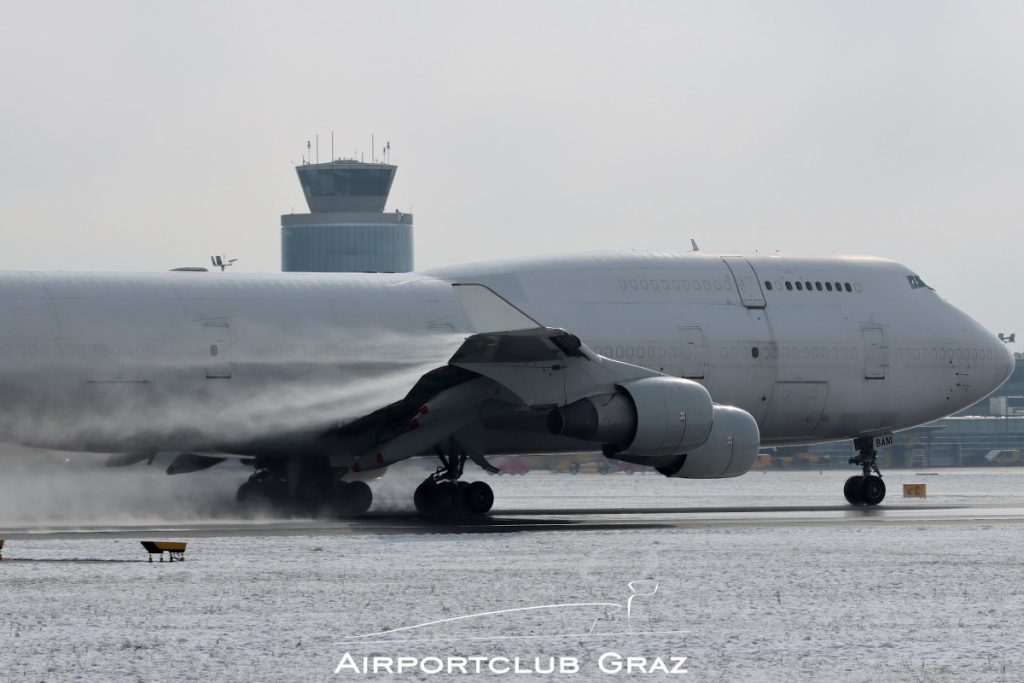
[295,162,398,213]
[298,168,392,199]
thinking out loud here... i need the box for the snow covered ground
[2,467,1024,681]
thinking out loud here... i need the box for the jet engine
[546,376,715,457]
[655,404,760,478]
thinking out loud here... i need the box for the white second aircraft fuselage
[0,251,1012,463]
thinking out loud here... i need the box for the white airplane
[0,251,1012,515]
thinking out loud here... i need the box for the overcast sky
[0,1,1021,337]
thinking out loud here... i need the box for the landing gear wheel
[236,475,287,512]
[414,480,435,514]
[432,481,462,515]
[236,480,256,504]
[463,481,494,514]
[844,475,865,505]
[859,475,886,506]
[295,478,332,516]
[415,445,501,516]
[346,481,373,515]
[846,436,886,506]
[328,480,351,516]
[413,480,464,515]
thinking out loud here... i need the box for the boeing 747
[0,251,1012,515]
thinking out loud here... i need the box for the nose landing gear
[414,449,495,516]
[844,436,886,506]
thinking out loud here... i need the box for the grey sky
[0,1,1021,338]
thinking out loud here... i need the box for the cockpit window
[907,275,930,290]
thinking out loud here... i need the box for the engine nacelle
[656,404,760,479]
[547,376,714,457]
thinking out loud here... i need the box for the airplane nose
[987,334,1015,392]
[1000,342,1016,383]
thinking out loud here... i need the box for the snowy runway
[2,467,1024,681]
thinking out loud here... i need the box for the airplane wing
[446,283,665,408]
[315,284,689,471]
[145,283,755,485]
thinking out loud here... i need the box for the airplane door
[862,327,888,379]
[722,256,766,308]
[761,381,829,437]
[204,321,232,379]
[679,326,708,380]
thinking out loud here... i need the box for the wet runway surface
[5,466,1024,540]
[6,501,1024,539]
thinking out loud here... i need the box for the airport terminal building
[281,159,413,273]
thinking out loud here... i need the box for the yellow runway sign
[902,484,927,498]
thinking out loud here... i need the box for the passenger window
[825,282,833,291]
[785,281,793,291]
[834,282,842,291]
[795,282,803,291]
[844,283,852,292]
[764,281,773,291]
[815,282,823,291]
[805,282,813,292]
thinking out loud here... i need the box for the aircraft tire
[844,475,865,505]
[414,480,435,514]
[237,478,287,511]
[414,480,468,515]
[346,481,373,515]
[327,481,351,517]
[859,475,886,506]
[236,481,256,504]
[463,481,494,514]
[432,482,462,515]
[295,478,331,516]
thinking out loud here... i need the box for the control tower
[281,159,413,272]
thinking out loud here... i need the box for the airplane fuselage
[0,252,1012,459]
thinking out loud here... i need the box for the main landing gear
[236,459,373,518]
[414,448,495,516]
[844,436,886,506]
